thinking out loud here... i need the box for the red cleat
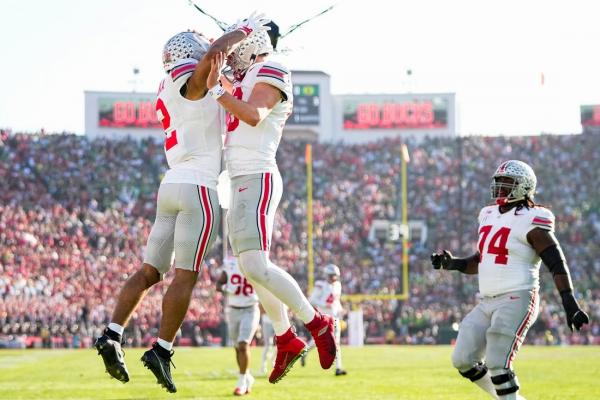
[305,311,337,369]
[269,328,307,384]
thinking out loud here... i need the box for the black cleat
[335,368,347,376]
[141,342,177,393]
[94,333,130,383]
[300,352,306,367]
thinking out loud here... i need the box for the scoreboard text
[343,97,448,130]
[98,98,161,129]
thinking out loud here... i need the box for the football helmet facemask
[225,24,273,80]
[490,160,537,205]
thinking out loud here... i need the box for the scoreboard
[288,84,320,126]
[343,97,448,130]
[581,105,600,127]
[84,78,456,142]
[98,97,160,129]
[85,91,164,140]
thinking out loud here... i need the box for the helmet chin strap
[496,196,525,206]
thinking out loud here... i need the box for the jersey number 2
[478,225,511,265]
[156,98,178,150]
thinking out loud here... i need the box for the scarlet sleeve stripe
[532,217,552,225]
[171,63,196,80]
[258,67,286,78]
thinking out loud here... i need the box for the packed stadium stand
[1,129,598,348]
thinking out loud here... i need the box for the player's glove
[235,11,271,36]
[431,250,466,272]
[560,289,590,331]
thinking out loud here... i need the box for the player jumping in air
[94,13,271,393]
[206,25,338,384]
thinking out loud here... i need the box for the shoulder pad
[530,206,555,231]
[254,61,292,101]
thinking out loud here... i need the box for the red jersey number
[230,273,254,296]
[326,293,334,305]
[478,225,511,265]
[226,87,243,133]
[156,98,178,151]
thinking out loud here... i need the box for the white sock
[335,318,343,369]
[157,337,173,351]
[108,322,124,336]
[239,250,316,323]
[252,280,291,335]
[473,371,499,399]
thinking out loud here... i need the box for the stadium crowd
[1,129,598,348]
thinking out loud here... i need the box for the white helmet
[162,31,210,72]
[324,264,341,277]
[225,24,273,80]
[490,160,537,205]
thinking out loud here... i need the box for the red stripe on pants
[195,186,212,272]
[259,173,271,250]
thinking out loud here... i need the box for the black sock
[104,328,122,343]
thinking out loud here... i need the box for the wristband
[237,26,253,35]
[449,258,468,273]
[209,84,226,100]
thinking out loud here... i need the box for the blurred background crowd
[1,129,598,349]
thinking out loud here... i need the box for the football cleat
[141,342,177,393]
[245,373,255,394]
[305,311,337,369]
[233,374,247,396]
[269,328,307,384]
[94,332,130,383]
[335,368,347,376]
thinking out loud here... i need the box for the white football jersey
[222,258,258,308]
[156,61,224,190]
[224,60,293,178]
[477,205,555,297]
[310,280,342,318]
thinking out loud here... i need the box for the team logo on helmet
[162,31,210,73]
[490,160,537,205]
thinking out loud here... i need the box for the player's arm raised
[527,228,589,331]
[431,250,480,275]
[206,53,282,127]
[184,12,271,100]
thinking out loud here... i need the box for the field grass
[1,345,600,399]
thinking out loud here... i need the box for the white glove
[235,11,271,35]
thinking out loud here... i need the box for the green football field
[1,345,599,399]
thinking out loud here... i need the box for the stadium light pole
[401,144,410,297]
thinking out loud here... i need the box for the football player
[432,160,589,400]
[94,13,271,393]
[302,263,347,376]
[216,257,260,396]
[206,26,338,384]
